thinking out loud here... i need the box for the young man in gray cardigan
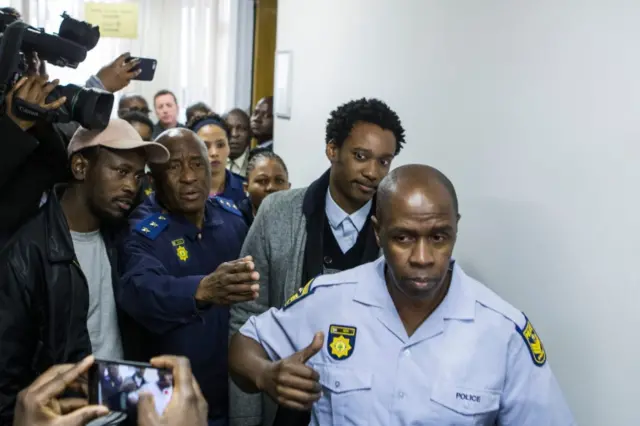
[229,98,406,426]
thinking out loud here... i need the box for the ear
[243,181,248,193]
[70,154,90,181]
[371,215,381,247]
[325,141,339,163]
[286,182,291,189]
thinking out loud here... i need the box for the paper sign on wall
[84,2,139,39]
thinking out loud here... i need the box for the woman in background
[187,113,246,203]
[239,150,291,226]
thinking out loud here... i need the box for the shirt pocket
[430,382,500,425]
[315,364,373,426]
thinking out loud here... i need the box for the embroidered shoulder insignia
[213,196,243,217]
[516,314,547,367]
[283,279,315,310]
[327,324,357,360]
[134,213,169,240]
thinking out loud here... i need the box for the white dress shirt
[325,189,372,253]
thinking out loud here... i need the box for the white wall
[274,1,640,425]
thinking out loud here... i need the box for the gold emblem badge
[517,317,546,367]
[144,187,153,196]
[327,325,356,360]
[176,246,189,262]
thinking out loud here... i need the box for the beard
[87,196,130,230]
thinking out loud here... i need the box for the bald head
[155,128,207,154]
[151,128,210,181]
[376,164,459,222]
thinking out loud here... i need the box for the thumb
[297,332,324,363]
[62,405,108,424]
[137,393,160,425]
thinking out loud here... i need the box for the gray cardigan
[229,187,309,426]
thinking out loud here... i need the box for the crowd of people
[0,24,576,426]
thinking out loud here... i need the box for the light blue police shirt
[325,189,372,253]
[239,257,575,426]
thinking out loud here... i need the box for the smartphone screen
[89,359,173,415]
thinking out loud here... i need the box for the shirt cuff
[173,275,206,318]
[86,75,106,90]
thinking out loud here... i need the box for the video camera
[0,11,113,130]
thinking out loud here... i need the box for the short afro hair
[325,98,405,155]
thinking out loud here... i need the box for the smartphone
[125,57,157,81]
[88,359,173,415]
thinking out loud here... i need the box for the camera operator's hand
[13,355,109,426]
[194,256,260,305]
[96,53,141,93]
[137,356,207,426]
[6,76,67,131]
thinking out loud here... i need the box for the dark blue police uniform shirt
[117,194,248,421]
[221,169,247,204]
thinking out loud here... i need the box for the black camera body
[0,11,114,130]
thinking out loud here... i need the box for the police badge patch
[327,325,356,360]
[516,315,547,367]
[171,239,189,262]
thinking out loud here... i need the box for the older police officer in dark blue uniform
[117,128,260,426]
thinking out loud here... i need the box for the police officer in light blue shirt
[229,164,575,426]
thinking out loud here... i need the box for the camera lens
[47,84,114,130]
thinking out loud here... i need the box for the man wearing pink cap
[0,119,169,424]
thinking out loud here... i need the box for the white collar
[325,188,372,232]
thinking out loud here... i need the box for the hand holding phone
[137,356,208,426]
[125,56,157,82]
[13,355,109,426]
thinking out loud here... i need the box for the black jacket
[0,116,71,249]
[0,186,90,424]
[0,186,143,424]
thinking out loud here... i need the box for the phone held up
[125,56,157,81]
[88,359,174,415]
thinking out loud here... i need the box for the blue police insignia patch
[134,213,169,240]
[516,315,546,367]
[283,279,315,310]
[213,196,243,217]
[327,325,356,360]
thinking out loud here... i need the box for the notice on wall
[84,2,139,39]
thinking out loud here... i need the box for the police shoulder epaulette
[283,278,317,310]
[515,313,547,367]
[283,273,357,310]
[213,196,243,217]
[134,213,169,240]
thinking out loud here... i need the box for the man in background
[225,108,252,178]
[186,102,213,124]
[122,111,154,142]
[153,90,184,138]
[230,98,405,426]
[250,97,273,151]
[118,94,151,118]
